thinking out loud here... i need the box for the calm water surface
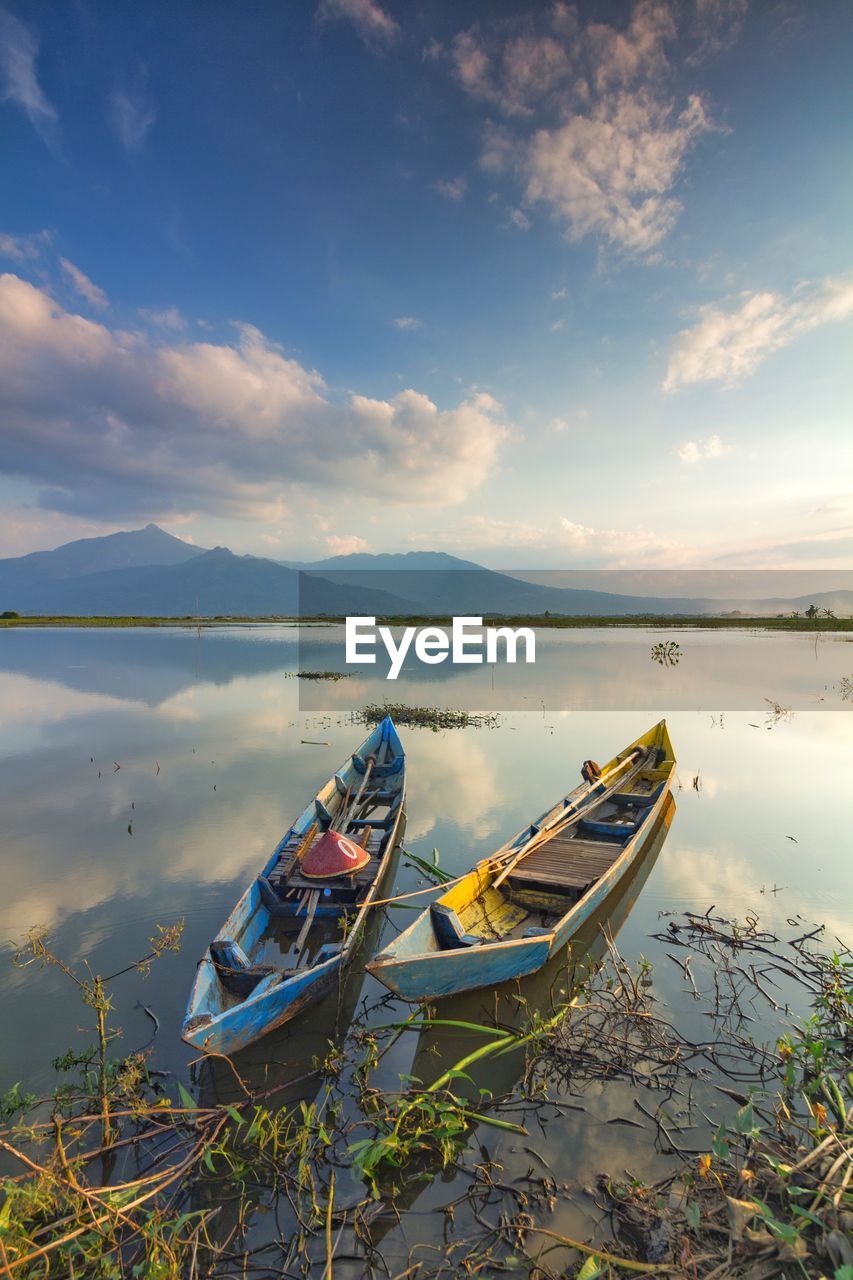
[0,625,851,1268]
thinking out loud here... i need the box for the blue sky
[0,0,851,568]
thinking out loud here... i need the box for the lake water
[0,624,851,1271]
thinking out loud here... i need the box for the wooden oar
[491,748,644,890]
[293,821,318,867]
[331,783,353,833]
[351,753,377,813]
[348,733,393,826]
[294,889,319,956]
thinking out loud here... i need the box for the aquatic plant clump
[356,701,500,730]
[290,670,351,680]
[650,640,682,667]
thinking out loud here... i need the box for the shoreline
[0,613,851,632]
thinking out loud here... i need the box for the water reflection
[192,839,402,1107]
[366,798,674,1245]
[185,798,675,1270]
[1,624,851,715]
[0,625,300,705]
[0,627,851,1186]
[297,623,853,712]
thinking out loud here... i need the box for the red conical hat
[301,830,370,880]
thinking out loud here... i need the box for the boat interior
[208,739,404,1001]
[263,765,403,906]
[432,751,670,950]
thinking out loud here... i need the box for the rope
[365,747,647,912]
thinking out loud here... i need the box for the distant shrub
[1,610,20,619]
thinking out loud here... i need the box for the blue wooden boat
[182,716,405,1054]
[367,720,674,1001]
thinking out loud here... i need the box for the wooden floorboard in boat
[282,855,381,892]
[509,836,622,889]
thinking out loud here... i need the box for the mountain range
[0,524,850,618]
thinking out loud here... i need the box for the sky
[0,0,851,570]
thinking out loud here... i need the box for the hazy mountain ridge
[1,536,412,617]
[1,526,851,617]
[0,523,206,585]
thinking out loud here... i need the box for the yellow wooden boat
[367,720,674,1000]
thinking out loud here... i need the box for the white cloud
[0,6,58,145]
[412,514,560,553]
[451,29,572,117]
[403,732,503,843]
[451,1,714,254]
[393,315,422,330]
[109,87,156,151]
[558,517,599,545]
[675,433,726,464]
[663,276,853,391]
[526,92,710,252]
[451,30,494,104]
[323,533,373,556]
[415,513,678,566]
[138,305,186,331]
[0,228,51,262]
[433,175,468,201]
[550,319,565,332]
[506,206,531,232]
[557,517,680,565]
[0,272,506,519]
[59,257,109,310]
[317,0,398,46]
[0,506,105,558]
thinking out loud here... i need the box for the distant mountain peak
[0,522,208,586]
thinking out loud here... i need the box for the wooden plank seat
[579,814,642,840]
[508,835,622,892]
[347,815,397,829]
[280,855,381,894]
[612,779,665,803]
[337,788,397,804]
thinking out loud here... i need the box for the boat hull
[369,932,552,1001]
[182,717,405,1052]
[183,952,342,1055]
[368,720,674,1002]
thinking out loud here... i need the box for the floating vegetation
[650,639,682,667]
[401,847,454,884]
[765,696,795,726]
[1,912,851,1277]
[356,702,499,730]
[287,670,351,681]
